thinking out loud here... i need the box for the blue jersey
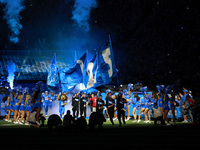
[163,94,170,111]
[143,98,149,109]
[48,95,56,101]
[169,96,175,108]
[126,94,131,105]
[6,99,12,110]
[180,94,187,106]
[43,95,49,102]
[136,100,142,110]
[48,95,56,107]
[13,99,20,110]
[140,97,146,108]
[59,100,66,108]
[158,97,163,108]
[19,99,25,111]
[34,97,41,109]
[25,99,32,111]
[132,97,137,108]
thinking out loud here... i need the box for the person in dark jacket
[117,92,126,126]
[72,92,80,119]
[106,92,115,125]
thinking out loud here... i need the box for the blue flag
[98,35,118,85]
[83,54,103,89]
[47,54,59,87]
[60,53,87,92]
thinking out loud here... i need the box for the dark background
[0,0,200,94]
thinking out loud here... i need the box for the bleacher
[0,53,71,81]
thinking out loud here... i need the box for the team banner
[59,53,87,92]
[47,54,59,87]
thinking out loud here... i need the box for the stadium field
[0,119,200,149]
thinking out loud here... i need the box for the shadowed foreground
[0,121,200,149]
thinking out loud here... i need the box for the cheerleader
[25,94,32,125]
[31,81,43,125]
[137,96,145,123]
[2,96,9,121]
[132,93,140,122]
[163,94,170,125]
[17,93,26,124]
[169,92,176,124]
[143,95,150,123]
[4,95,13,122]
[157,93,164,117]
[13,92,22,124]
[125,91,131,121]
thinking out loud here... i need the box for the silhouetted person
[39,114,46,127]
[47,114,62,130]
[76,116,87,131]
[63,110,72,131]
[89,110,106,132]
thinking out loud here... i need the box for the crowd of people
[2,81,200,128]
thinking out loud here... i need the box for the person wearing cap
[180,89,189,122]
[180,89,188,106]
[106,92,115,125]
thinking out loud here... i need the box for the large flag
[98,35,118,85]
[83,35,118,91]
[47,54,59,88]
[83,54,103,89]
[59,53,87,92]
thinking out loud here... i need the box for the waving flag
[83,54,103,89]
[47,54,59,88]
[60,53,87,92]
[98,35,118,85]
[83,35,118,90]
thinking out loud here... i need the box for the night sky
[0,0,200,93]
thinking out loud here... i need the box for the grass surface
[0,118,187,128]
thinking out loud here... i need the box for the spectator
[63,110,72,131]
[89,110,106,132]
[47,114,62,130]
[152,103,165,125]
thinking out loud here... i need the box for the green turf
[0,118,190,128]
